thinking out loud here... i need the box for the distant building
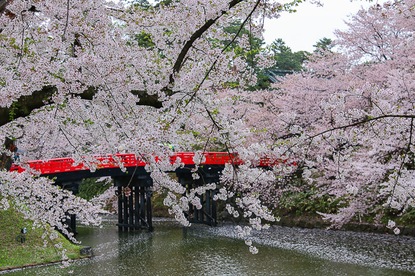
[265,69,294,83]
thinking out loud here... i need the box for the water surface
[3,217,415,275]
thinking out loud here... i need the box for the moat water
[4,216,415,275]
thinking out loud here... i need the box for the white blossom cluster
[0,171,102,262]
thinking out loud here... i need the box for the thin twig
[62,0,70,41]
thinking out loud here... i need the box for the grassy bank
[0,204,82,271]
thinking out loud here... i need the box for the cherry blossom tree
[264,0,415,231]
[0,0,302,254]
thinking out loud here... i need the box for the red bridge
[10,152,282,175]
[10,152,294,234]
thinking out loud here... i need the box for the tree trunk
[1,137,16,171]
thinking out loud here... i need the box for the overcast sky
[263,0,388,52]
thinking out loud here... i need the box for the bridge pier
[47,160,226,234]
[58,181,80,235]
[177,165,221,226]
[114,174,153,232]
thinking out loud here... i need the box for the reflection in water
[3,216,415,276]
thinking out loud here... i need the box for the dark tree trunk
[0,86,163,128]
[1,137,16,171]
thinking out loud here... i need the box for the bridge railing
[9,152,295,175]
[9,154,146,175]
[10,158,86,174]
[170,152,242,166]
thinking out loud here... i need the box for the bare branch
[0,0,9,14]
[388,118,415,208]
[307,114,415,141]
[165,0,244,93]
[0,86,164,127]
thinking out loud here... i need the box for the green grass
[152,191,173,217]
[78,178,112,201]
[0,202,82,271]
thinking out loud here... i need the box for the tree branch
[307,114,415,141]
[388,118,415,208]
[0,0,9,14]
[0,86,163,127]
[277,114,415,159]
[165,0,244,93]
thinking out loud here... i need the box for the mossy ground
[0,204,82,271]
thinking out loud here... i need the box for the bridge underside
[177,166,221,227]
[57,165,223,233]
[114,174,153,231]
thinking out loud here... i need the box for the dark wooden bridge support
[114,174,153,232]
[59,181,80,235]
[177,165,221,226]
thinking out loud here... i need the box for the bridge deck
[10,152,287,176]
